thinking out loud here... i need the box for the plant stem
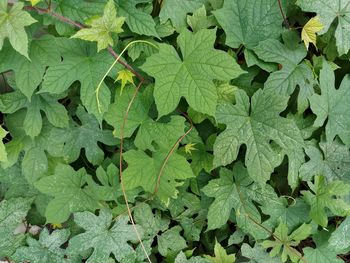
[277,0,290,29]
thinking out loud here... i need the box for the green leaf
[309,59,350,145]
[213,0,282,49]
[187,5,217,33]
[254,39,315,112]
[303,246,343,263]
[141,28,244,117]
[0,90,69,139]
[0,35,61,99]
[262,222,311,263]
[71,0,125,51]
[328,217,350,253]
[0,125,8,163]
[104,85,152,138]
[175,251,210,263]
[241,243,280,263]
[40,38,119,120]
[296,0,350,55]
[0,1,36,59]
[133,203,170,239]
[205,240,235,263]
[49,106,116,165]
[302,175,350,227]
[34,164,102,223]
[115,0,158,37]
[158,226,187,257]
[299,137,350,182]
[116,69,135,94]
[302,16,324,50]
[0,197,32,258]
[123,149,194,205]
[68,208,142,263]
[214,89,304,187]
[202,163,272,238]
[12,229,77,263]
[159,0,206,30]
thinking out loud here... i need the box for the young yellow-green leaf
[71,0,125,51]
[262,222,311,263]
[141,28,244,117]
[68,209,142,263]
[302,16,324,49]
[302,175,350,227]
[25,0,42,6]
[116,69,135,95]
[297,0,350,55]
[184,143,197,155]
[0,125,8,163]
[0,1,36,59]
[205,240,235,263]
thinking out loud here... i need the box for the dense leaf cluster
[0,0,350,262]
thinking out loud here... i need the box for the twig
[277,0,290,29]
[20,5,144,81]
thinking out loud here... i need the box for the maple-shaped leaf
[254,38,315,112]
[202,163,273,239]
[49,106,115,165]
[104,85,153,138]
[141,28,244,117]
[123,149,194,205]
[133,203,170,240]
[0,197,32,258]
[187,5,217,33]
[296,0,350,55]
[34,163,102,223]
[241,243,280,263]
[157,226,187,257]
[302,175,350,227]
[105,86,187,151]
[0,35,61,99]
[0,125,7,163]
[262,222,311,263]
[116,69,134,95]
[302,16,324,50]
[328,216,350,253]
[0,1,37,59]
[206,240,235,263]
[309,59,350,145]
[68,208,142,263]
[12,229,77,263]
[300,137,350,182]
[115,0,158,37]
[175,251,211,263]
[0,90,69,139]
[213,89,305,187]
[213,0,282,49]
[159,0,206,30]
[71,0,125,51]
[40,38,120,120]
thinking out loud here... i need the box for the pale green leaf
[0,197,32,258]
[309,59,350,145]
[214,89,304,187]
[205,240,235,263]
[328,217,350,253]
[0,125,7,163]
[158,226,187,257]
[68,208,142,263]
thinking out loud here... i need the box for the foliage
[0,0,350,262]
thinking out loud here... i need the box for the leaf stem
[277,0,290,29]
